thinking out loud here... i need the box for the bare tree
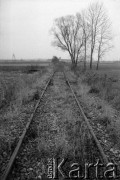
[87,2,107,69]
[51,15,84,68]
[96,16,113,70]
[77,11,90,70]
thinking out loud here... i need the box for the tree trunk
[84,41,87,71]
[96,55,100,70]
[69,52,74,63]
[90,48,93,69]
[96,45,101,70]
[71,58,77,70]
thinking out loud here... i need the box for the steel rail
[63,71,109,165]
[1,71,55,180]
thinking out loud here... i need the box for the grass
[36,73,95,167]
[67,65,120,151]
[0,66,51,159]
[83,71,120,110]
[0,65,49,108]
[0,64,48,72]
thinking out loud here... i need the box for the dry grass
[0,68,48,110]
[83,71,120,110]
[37,76,93,164]
[0,67,51,157]
[68,68,120,149]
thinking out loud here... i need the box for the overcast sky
[0,0,120,60]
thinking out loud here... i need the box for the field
[0,61,53,176]
[70,61,120,150]
[1,59,120,114]
[0,60,50,71]
[79,61,120,110]
[1,60,120,178]
[0,60,51,108]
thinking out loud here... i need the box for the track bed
[2,69,115,180]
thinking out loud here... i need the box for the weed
[0,67,49,163]
[83,71,120,110]
[89,86,100,94]
[97,115,110,127]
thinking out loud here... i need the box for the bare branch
[51,15,84,66]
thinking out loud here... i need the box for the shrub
[89,86,100,94]
[83,71,120,110]
[51,56,59,64]
[0,67,47,110]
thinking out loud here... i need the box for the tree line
[51,2,113,70]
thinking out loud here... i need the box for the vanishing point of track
[1,66,109,180]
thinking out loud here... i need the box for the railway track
[1,67,117,179]
[63,71,109,165]
[1,71,55,180]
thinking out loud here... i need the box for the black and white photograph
[0,0,120,179]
